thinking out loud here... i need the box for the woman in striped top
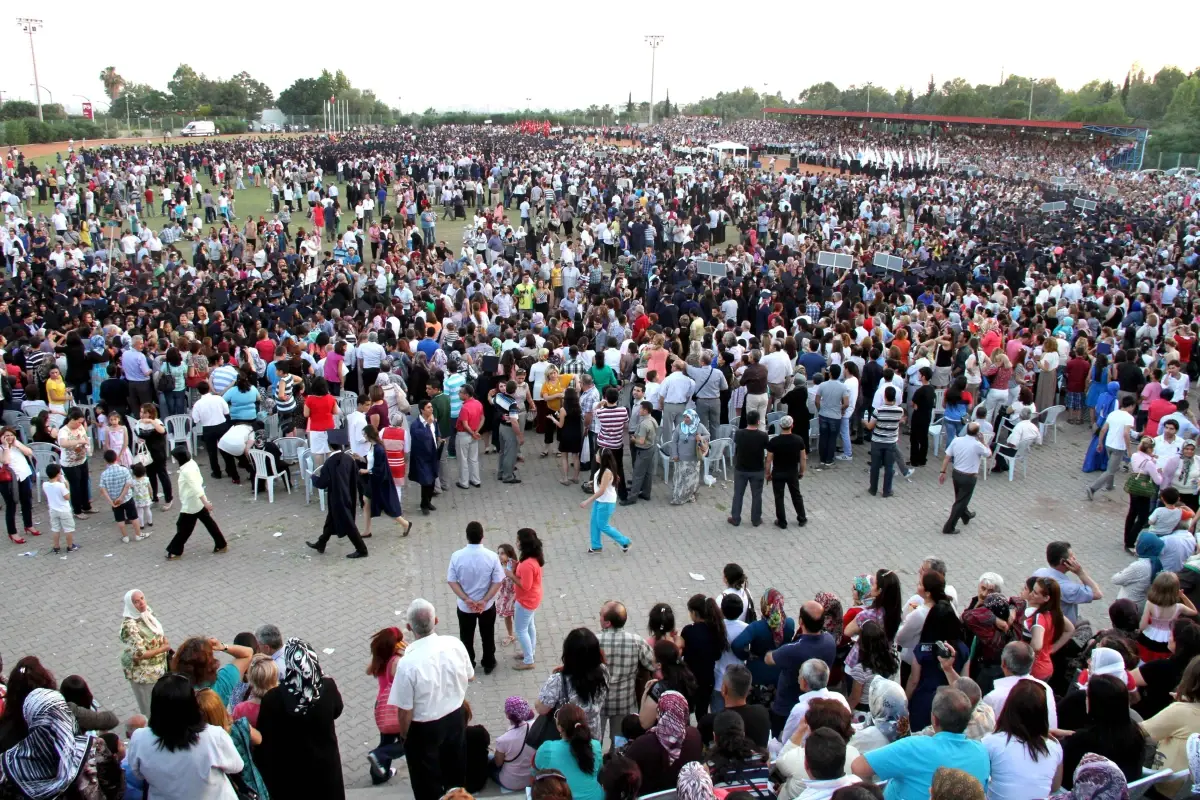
[274,362,302,435]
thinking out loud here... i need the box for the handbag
[156,370,175,394]
[227,771,260,800]
[1124,470,1157,498]
[525,673,565,748]
[0,464,13,483]
[133,442,153,468]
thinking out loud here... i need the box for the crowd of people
[0,112,1199,797]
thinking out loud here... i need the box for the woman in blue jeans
[508,527,545,670]
[941,377,972,444]
[581,448,632,555]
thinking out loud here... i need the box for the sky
[2,0,1196,116]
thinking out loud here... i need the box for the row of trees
[277,70,391,117]
[95,65,274,119]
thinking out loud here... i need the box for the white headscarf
[122,589,164,636]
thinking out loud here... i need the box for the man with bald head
[597,600,654,745]
[763,599,836,738]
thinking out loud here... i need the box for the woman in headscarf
[670,409,709,505]
[492,696,537,791]
[675,760,715,800]
[1173,440,1200,511]
[623,691,702,794]
[1112,532,1165,611]
[1069,753,1129,799]
[119,589,169,715]
[1082,380,1121,473]
[849,677,910,755]
[255,638,345,800]
[0,689,93,800]
[730,589,794,706]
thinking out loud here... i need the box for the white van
[180,120,216,137]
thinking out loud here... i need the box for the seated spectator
[534,703,603,800]
[624,690,703,794]
[1059,674,1147,788]
[780,659,851,745]
[776,698,860,800]
[598,754,641,800]
[848,677,909,755]
[730,588,796,703]
[981,679,1063,800]
[844,621,901,711]
[492,696,537,791]
[699,664,770,748]
[1134,619,1200,719]
[913,677,995,741]
[851,687,990,799]
[929,766,985,800]
[1142,654,1200,798]
[906,599,970,731]
[461,700,491,794]
[0,687,99,800]
[635,640,697,734]
[675,760,716,800]
[59,674,119,733]
[705,711,769,787]
[794,728,862,799]
[982,642,1058,731]
[1067,754,1130,799]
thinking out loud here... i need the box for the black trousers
[1125,494,1153,549]
[167,508,227,555]
[147,456,173,503]
[910,419,930,466]
[0,477,33,534]
[63,463,92,513]
[456,605,497,670]
[420,483,435,510]
[202,422,241,480]
[406,708,466,800]
[944,470,977,532]
[772,473,806,525]
[127,380,155,413]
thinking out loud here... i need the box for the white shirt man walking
[939,422,992,535]
[388,599,473,800]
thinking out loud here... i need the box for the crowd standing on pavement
[2,114,1200,798]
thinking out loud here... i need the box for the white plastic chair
[1038,405,1066,444]
[657,439,676,484]
[702,438,732,483]
[765,411,786,436]
[249,449,292,503]
[263,413,281,442]
[29,443,61,499]
[165,415,194,456]
[928,415,945,458]
[298,447,325,510]
[338,392,358,418]
[1126,767,1173,800]
[273,436,306,465]
[13,412,33,443]
[1006,437,1033,481]
[716,424,737,472]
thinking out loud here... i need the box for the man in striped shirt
[866,386,904,498]
[595,388,630,503]
[208,352,239,396]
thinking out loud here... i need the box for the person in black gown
[306,428,368,558]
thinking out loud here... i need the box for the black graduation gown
[368,441,403,518]
[310,450,359,539]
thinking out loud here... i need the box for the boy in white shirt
[43,463,77,553]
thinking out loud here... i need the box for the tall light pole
[16,17,44,122]
[1028,77,1036,120]
[645,35,663,125]
[866,82,873,114]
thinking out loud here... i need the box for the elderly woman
[1067,754,1129,799]
[675,761,716,800]
[669,409,709,505]
[849,677,910,754]
[0,689,94,800]
[119,589,169,715]
[1172,440,1200,511]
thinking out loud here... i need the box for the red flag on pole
[81,102,93,120]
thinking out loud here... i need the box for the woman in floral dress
[119,588,169,714]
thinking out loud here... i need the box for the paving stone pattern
[0,419,1139,791]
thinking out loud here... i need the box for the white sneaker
[121,536,130,544]
[135,534,149,541]
[835,454,853,461]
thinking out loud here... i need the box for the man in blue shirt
[417,327,440,361]
[1031,540,1103,625]
[446,521,504,674]
[763,600,835,737]
[853,686,989,799]
[798,339,827,379]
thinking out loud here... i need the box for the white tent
[708,140,749,160]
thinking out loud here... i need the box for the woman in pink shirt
[507,528,545,670]
[323,341,347,396]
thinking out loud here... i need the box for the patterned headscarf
[652,691,690,764]
[1071,753,1129,799]
[675,761,715,800]
[281,638,325,715]
[1136,532,1165,579]
[504,696,535,726]
[678,409,700,437]
[853,574,872,603]
[815,591,844,639]
[1,689,93,800]
[762,588,786,646]
[866,677,910,743]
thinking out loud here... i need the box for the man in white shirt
[762,345,792,402]
[1086,395,1138,499]
[191,382,240,481]
[779,659,851,746]
[982,642,1058,729]
[388,599,473,799]
[939,423,993,535]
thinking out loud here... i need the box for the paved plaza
[0,418,1142,793]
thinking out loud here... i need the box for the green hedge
[215,118,249,135]
[0,117,106,146]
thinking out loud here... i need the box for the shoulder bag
[525,673,565,748]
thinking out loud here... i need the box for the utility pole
[866,82,873,114]
[16,18,44,122]
[645,35,663,125]
[1028,77,1035,120]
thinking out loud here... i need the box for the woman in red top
[507,527,544,671]
[1025,577,1074,682]
[304,377,338,466]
